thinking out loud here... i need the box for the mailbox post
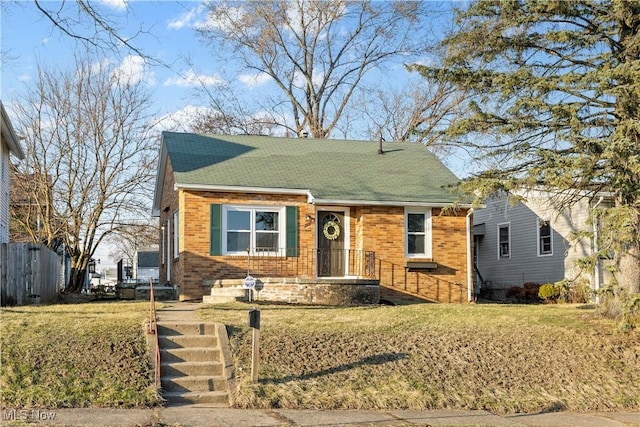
[248,308,260,383]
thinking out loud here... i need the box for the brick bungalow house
[152,132,473,304]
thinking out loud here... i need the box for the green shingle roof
[160,132,461,205]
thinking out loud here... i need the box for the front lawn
[0,301,160,408]
[198,302,640,414]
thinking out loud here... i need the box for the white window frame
[404,208,432,258]
[173,210,179,259]
[161,222,166,265]
[222,205,286,256]
[537,218,553,257]
[497,223,511,259]
[165,218,171,281]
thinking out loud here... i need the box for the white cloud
[238,72,271,89]
[167,5,204,30]
[151,105,212,133]
[194,5,245,32]
[111,55,154,85]
[163,69,224,87]
[98,0,127,11]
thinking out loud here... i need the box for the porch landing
[202,278,379,306]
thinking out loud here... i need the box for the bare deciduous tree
[11,55,157,293]
[358,76,469,152]
[106,220,159,269]
[197,0,434,138]
[33,0,147,59]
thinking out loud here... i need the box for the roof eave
[175,183,315,203]
[151,136,168,217]
[173,183,472,208]
[1,102,25,160]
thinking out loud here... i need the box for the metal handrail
[244,247,376,278]
[147,278,161,388]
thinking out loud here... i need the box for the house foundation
[203,278,380,305]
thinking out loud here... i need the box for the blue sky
[1,0,463,269]
[1,1,231,269]
[2,1,442,133]
[1,1,249,129]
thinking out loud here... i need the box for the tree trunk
[618,243,640,294]
[67,266,88,293]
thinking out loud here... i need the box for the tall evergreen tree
[414,1,640,295]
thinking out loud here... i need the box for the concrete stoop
[157,321,234,407]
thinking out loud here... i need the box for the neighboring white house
[473,189,613,300]
[1,101,25,298]
[136,249,159,283]
[1,102,24,243]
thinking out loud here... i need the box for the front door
[317,211,345,277]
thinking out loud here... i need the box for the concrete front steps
[157,321,234,406]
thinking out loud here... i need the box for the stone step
[160,348,221,363]
[162,390,229,406]
[161,361,223,377]
[158,334,218,349]
[157,322,219,336]
[161,375,228,392]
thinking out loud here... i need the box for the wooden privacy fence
[1,243,61,306]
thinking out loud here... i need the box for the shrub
[506,286,523,301]
[505,283,540,303]
[539,283,560,303]
[556,279,591,303]
[522,282,541,303]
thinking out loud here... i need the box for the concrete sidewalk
[3,406,639,426]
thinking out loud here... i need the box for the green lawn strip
[197,303,640,413]
[0,302,160,409]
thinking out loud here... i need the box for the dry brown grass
[1,301,161,408]
[197,302,640,414]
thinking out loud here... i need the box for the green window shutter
[286,206,298,257]
[210,204,222,256]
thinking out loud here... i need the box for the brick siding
[159,160,470,302]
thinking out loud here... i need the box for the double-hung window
[405,209,432,258]
[538,218,552,256]
[498,223,510,259]
[224,206,283,255]
[173,210,179,259]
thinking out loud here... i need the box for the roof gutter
[309,198,474,209]
[175,183,315,202]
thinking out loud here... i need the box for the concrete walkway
[3,406,639,426]
[155,301,203,323]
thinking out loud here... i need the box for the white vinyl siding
[0,143,8,244]
[474,192,566,290]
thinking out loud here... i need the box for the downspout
[466,208,474,302]
[592,196,604,304]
